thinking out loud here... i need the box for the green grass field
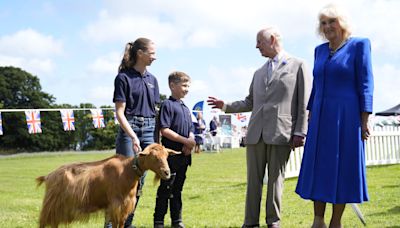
[0,148,399,228]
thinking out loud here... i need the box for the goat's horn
[166,148,181,155]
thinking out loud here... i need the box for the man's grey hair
[260,27,283,46]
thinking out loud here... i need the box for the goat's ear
[138,147,151,156]
[166,148,181,155]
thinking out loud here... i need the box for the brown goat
[36,143,179,228]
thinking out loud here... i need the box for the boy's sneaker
[154,221,164,228]
[172,222,185,228]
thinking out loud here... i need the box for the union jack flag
[113,110,119,125]
[0,112,3,136]
[236,113,247,122]
[60,109,75,131]
[25,110,42,134]
[90,109,105,128]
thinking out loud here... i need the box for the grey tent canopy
[375,104,400,116]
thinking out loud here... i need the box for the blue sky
[1,0,399,125]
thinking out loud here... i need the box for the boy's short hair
[168,71,191,84]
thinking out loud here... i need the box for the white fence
[203,126,400,178]
[285,126,400,178]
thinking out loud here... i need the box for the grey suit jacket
[225,52,311,145]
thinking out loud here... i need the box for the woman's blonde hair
[317,4,352,40]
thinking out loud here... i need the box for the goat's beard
[153,174,161,186]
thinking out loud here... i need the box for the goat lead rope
[132,157,144,177]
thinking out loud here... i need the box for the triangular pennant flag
[60,109,75,131]
[25,110,42,134]
[90,109,105,128]
[191,112,198,123]
[192,101,204,119]
[113,110,119,125]
[236,113,247,122]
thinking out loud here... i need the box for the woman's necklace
[329,38,348,56]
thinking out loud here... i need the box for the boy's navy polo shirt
[159,96,194,152]
[113,68,160,117]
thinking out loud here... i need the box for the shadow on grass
[228,182,246,188]
[388,206,400,214]
[369,206,400,217]
[368,164,399,169]
[188,195,201,200]
[199,182,246,191]
[382,184,399,189]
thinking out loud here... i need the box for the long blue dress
[295,37,374,204]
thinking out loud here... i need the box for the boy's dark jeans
[154,156,189,224]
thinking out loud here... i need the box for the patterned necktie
[265,59,273,85]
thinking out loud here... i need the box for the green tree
[73,103,96,150]
[82,105,117,150]
[160,94,167,103]
[0,67,72,152]
[53,103,80,150]
[0,66,169,153]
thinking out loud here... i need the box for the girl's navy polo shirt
[159,97,194,152]
[113,69,160,117]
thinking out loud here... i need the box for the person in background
[295,4,374,228]
[209,116,218,137]
[240,126,248,147]
[193,112,206,153]
[110,37,159,228]
[153,71,196,228]
[207,27,311,228]
[208,115,220,151]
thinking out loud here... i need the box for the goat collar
[132,156,144,177]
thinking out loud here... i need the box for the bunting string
[0,108,117,135]
[0,108,114,112]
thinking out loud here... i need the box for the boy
[153,71,196,228]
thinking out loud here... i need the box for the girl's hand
[132,136,142,153]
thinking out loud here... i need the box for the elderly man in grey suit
[207,27,311,228]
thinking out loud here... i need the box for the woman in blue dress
[295,4,374,228]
